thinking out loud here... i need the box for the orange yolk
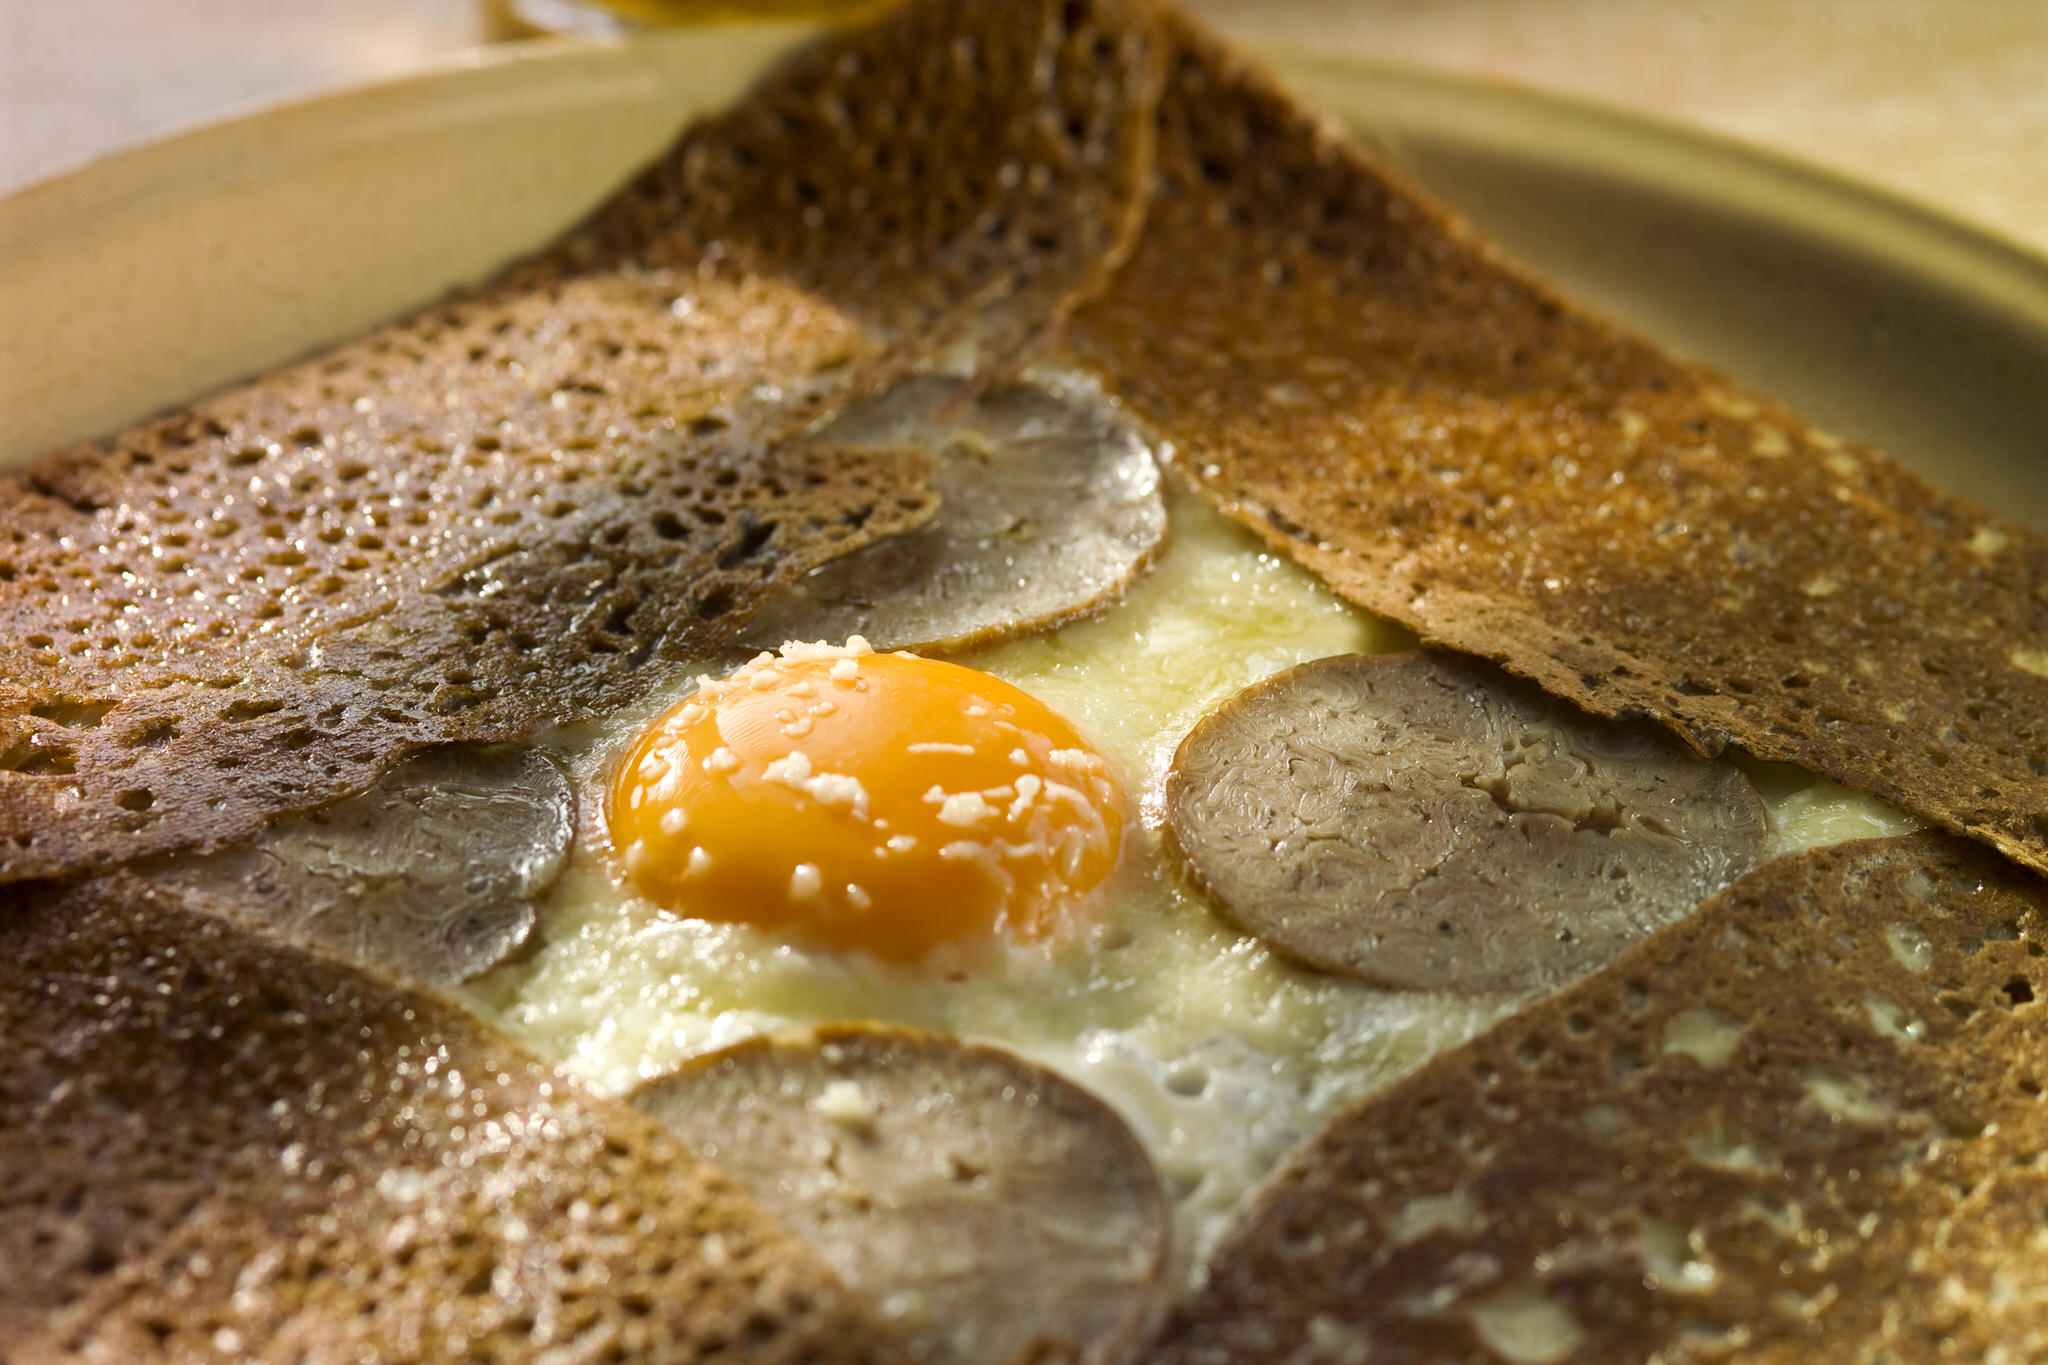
[607,641,1124,963]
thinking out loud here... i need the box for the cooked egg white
[462,476,1919,1287]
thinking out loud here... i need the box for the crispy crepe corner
[0,874,912,1364]
[1150,832,2048,1360]
[1067,14,2048,878]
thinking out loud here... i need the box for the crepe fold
[1063,15,2048,880]
[1148,831,2048,1361]
[0,0,1167,883]
[0,875,912,1363]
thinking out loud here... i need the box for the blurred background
[3,0,2045,255]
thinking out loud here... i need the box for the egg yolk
[607,640,1125,963]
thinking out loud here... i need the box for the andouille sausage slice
[633,1024,1171,1365]
[742,375,1165,654]
[134,744,572,985]
[1166,652,1769,995]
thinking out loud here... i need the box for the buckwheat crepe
[3,1,2044,1359]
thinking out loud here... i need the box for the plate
[2,25,2045,532]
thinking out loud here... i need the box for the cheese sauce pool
[461,479,1919,1287]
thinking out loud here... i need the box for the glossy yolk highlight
[608,641,1125,963]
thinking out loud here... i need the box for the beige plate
[2,26,2045,531]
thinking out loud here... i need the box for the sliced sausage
[136,743,572,985]
[633,1024,1170,1365]
[1166,651,1770,994]
[743,375,1165,653]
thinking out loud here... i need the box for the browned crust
[0,191,930,885]
[1148,832,2048,1361]
[556,0,1168,381]
[1066,17,2048,878]
[0,874,910,1363]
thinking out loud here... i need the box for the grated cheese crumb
[812,1079,879,1131]
[808,772,870,816]
[764,751,872,818]
[931,790,998,829]
[1008,774,1043,819]
[764,752,815,786]
[775,636,873,663]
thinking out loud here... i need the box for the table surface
[4,0,2046,261]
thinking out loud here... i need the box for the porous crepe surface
[0,875,909,1364]
[567,0,1167,370]
[0,211,931,886]
[1064,16,2048,878]
[1147,832,2048,1362]
[0,0,1165,883]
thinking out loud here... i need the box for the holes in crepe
[29,700,116,729]
[0,739,76,775]
[114,789,155,813]
[716,518,778,570]
[695,586,736,621]
[2003,976,2035,1007]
